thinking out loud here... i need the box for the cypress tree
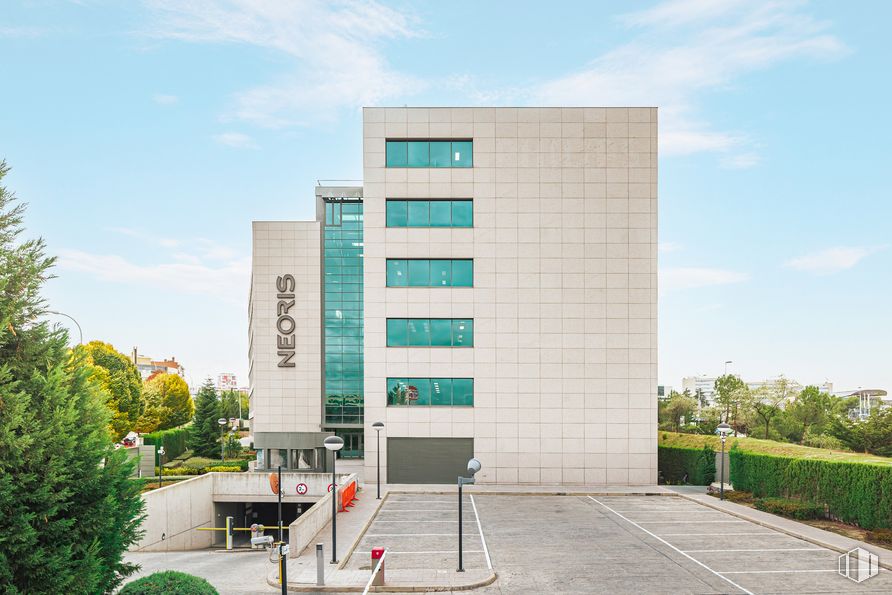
[188,380,222,458]
[0,161,143,593]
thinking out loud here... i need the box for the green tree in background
[713,374,750,435]
[787,385,834,443]
[750,376,797,439]
[76,340,143,440]
[659,390,698,432]
[0,161,143,592]
[220,389,247,420]
[141,372,194,431]
[829,408,892,456]
[189,380,222,458]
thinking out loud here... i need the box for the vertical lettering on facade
[276,274,296,368]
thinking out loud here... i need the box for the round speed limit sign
[328,483,335,492]
[296,483,308,495]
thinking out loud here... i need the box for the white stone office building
[248,107,658,485]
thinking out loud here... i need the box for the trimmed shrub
[143,425,191,460]
[754,497,824,520]
[730,449,892,529]
[659,445,716,485]
[707,489,753,504]
[119,571,218,594]
[204,466,242,473]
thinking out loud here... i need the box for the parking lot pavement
[468,494,892,594]
[345,493,491,573]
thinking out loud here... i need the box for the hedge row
[730,449,892,529]
[658,445,716,485]
[143,425,191,460]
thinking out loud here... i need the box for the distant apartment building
[131,348,186,380]
[681,375,716,404]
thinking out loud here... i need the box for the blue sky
[2,0,890,393]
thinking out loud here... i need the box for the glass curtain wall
[323,200,364,456]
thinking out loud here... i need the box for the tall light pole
[724,360,733,375]
[218,418,227,461]
[372,422,384,499]
[457,458,481,572]
[323,435,344,564]
[45,310,83,345]
[717,422,731,500]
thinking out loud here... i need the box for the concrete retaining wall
[287,473,358,558]
[134,474,214,551]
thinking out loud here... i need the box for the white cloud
[662,266,749,292]
[152,93,179,105]
[58,249,250,299]
[534,0,847,158]
[212,132,258,149]
[144,0,423,127]
[785,246,886,275]
[659,241,684,253]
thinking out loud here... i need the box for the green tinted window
[451,201,473,227]
[451,260,473,287]
[387,378,473,406]
[386,141,407,167]
[452,379,474,406]
[387,378,408,405]
[452,319,473,346]
[387,319,473,347]
[386,259,407,286]
[429,201,452,227]
[429,260,451,286]
[408,260,430,286]
[429,142,451,167]
[410,379,431,405]
[407,201,429,227]
[386,319,407,346]
[452,141,473,167]
[386,201,407,227]
[430,319,453,346]
[407,319,431,346]
[407,141,429,167]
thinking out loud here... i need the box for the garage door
[387,437,474,484]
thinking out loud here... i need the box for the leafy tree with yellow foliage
[75,340,143,440]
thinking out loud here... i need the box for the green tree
[750,376,796,439]
[787,385,833,443]
[75,340,143,440]
[219,389,247,420]
[713,374,750,435]
[659,390,698,432]
[0,162,143,592]
[141,373,194,430]
[189,380,222,458]
[828,409,892,456]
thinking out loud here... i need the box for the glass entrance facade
[323,199,364,452]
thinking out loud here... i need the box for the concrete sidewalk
[668,485,892,570]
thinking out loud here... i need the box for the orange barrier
[339,479,358,512]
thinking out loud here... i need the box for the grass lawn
[659,431,892,466]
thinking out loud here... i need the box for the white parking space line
[588,497,754,595]
[636,520,749,524]
[367,533,461,537]
[355,550,484,555]
[721,570,837,574]
[470,495,493,570]
[371,520,478,523]
[660,533,779,536]
[684,548,824,553]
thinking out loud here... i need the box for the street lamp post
[323,435,344,564]
[457,458,482,572]
[372,422,384,499]
[217,418,228,462]
[724,360,733,375]
[717,422,732,500]
[45,310,83,345]
[156,446,165,488]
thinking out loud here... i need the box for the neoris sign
[276,274,296,368]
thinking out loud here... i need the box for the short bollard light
[457,458,482,572]
[371,547,386,586]
[717,422,732,500]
